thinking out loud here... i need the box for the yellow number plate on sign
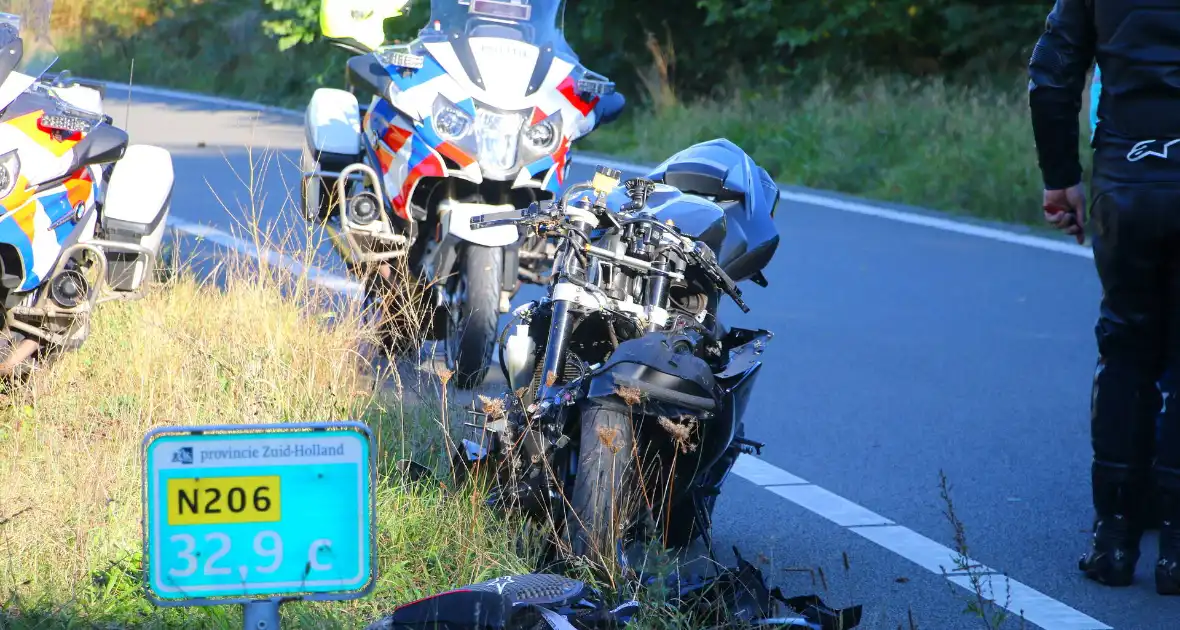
[166,476,281,526]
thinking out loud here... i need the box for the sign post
[142,422,376,628]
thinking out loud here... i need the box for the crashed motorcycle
[0,0,174,376]
[460,139,780,557]
[300,0,625,389]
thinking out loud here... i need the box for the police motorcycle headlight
[0,150,20,200]
[432,95,474,143]
[522,110,563,155]
[474,106,526,174]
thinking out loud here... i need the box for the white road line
[734,453,1113,630]
[119,80,1113,629]
[166,217,364,297]
[765,484,896,527]
[776,190,1095,260]
[850,524,992,576]
[730,452,809,485]
[948,574,1114,630]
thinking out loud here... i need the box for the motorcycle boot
[1154,466,1180,594]
[1154,369,1180,594]
[1079,461,1149,586]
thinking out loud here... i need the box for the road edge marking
[733,453,1113,630]
[165,217,364,297]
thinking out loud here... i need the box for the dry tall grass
[0,214,533,627]
[0,255,365,587]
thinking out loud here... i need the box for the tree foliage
[253,0,1053,97]
[565,0,1053,98]
[64,0,1057,105]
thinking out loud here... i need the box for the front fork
[536,298,574,403]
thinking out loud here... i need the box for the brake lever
[470,208,528,230]
[470,215,524,229]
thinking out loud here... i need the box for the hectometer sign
[142,422,375,605]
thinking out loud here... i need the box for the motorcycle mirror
[576,78,615,96]
[376,47,424,70]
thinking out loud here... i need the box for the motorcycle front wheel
[444,244,501,390]
[568,401,640,560]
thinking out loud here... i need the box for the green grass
[0,146,706,628]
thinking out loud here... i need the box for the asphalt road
[100,86,1180,629]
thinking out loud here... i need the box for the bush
[561,0,1050,100]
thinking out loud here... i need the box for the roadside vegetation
[0,232,537,627]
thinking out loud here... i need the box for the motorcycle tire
[446,244,501,390]
[568,401,639,560]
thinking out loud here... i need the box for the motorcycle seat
[656,162,743,204]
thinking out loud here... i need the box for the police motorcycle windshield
[0,0,57,111]
[416,0,573,177]
[423,0,569,51]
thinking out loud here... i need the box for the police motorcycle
[300,0,625,389]
[0,0,174,376]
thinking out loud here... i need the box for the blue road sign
[142,423,375,604]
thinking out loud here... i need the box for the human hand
[1043,183,1087,244]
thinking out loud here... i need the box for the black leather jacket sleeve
[1028,0,1096,190]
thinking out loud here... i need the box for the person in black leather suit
[1028,0,1180,593]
